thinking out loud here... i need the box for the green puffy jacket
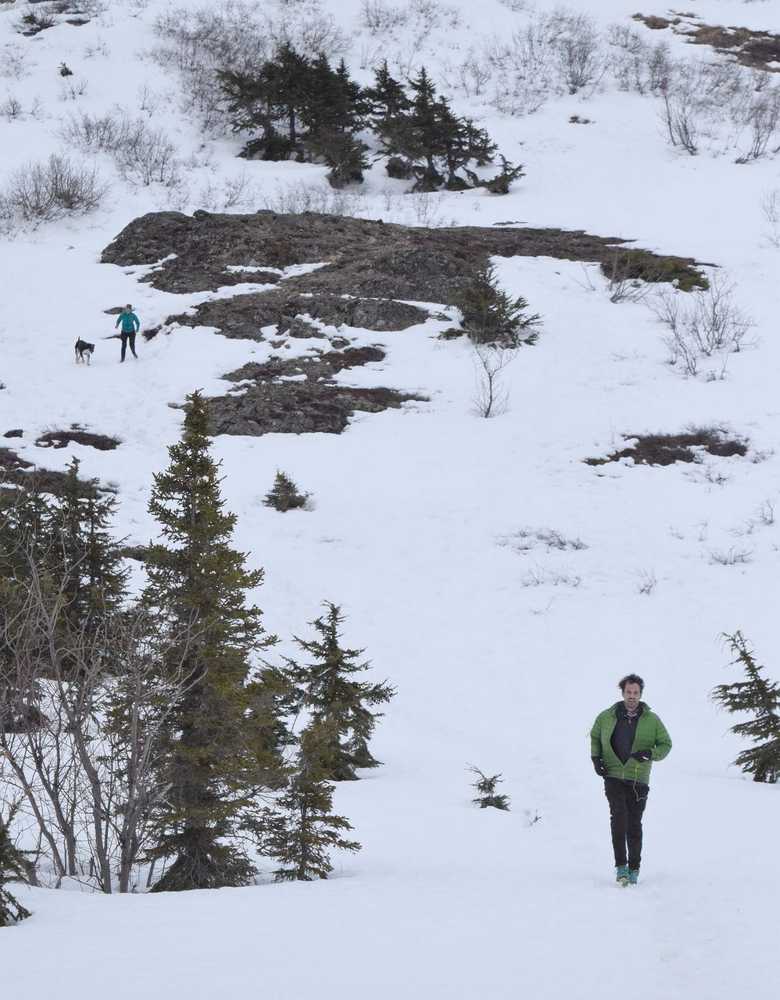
[590,702,671,784]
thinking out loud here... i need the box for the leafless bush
[756,500,775,526]
[734,87,780,162]
[473,345,517,418]
[0,567,197,893]
[0,45,30,81]
[652,277,754,377]
[117,126,180,187]
[1,155,107,224]
[709,547,752,566]
[605,250,652,304]
[607,25,671,95]
[635,569,657,596]
[61,110,129,151]
[62,112,181,187]
[1,95,23,121]
[548,10,605,95]
[762,189,780,248]
[504,528,587,553]
[59,77,88,102]
[484,20,562,115]
[521,566,582,588]
[259,180,366,217]
[360,0,409,34]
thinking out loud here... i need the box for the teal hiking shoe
[628,869,639,885]
[615,865,629,886]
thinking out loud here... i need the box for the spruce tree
[46,458,127,636]
[458,263,542,347]
[263,471,309,512]
[285,603,395,781]
[406,67,445,190]
[0,803,31,926]
[144,391,278,891]
[712,632,780,783]
[261,722,360,881]
[469,766,511,810]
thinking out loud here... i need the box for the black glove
[592,756,608,776]
[630,749,652,762]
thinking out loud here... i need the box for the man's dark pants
[603,777,649,870]
[121,331,137,361]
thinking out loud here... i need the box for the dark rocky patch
[208,380,424,437]
[101,210,708,300]
[209,344,421,436]
[585,429,748,467]
[167,289,432,342]
[634,14,780,72]
[225,346,387,385]
[4,429,23,438]
[36,428,121,451]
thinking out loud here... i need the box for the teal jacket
[590,702,671,784]
[116,311,140,333]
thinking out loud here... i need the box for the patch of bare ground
[634,13,780,72]
[585,428,748,467]
[36,427,120,451]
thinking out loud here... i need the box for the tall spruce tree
[261,722,360,881]
[144,391,278,890]
[284,603,394,781]
[0,803,31,926]
[712,632,780,783]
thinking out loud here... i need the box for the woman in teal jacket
[590,674,672,885]
[115,304,140,362]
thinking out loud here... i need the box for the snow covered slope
[1,0,779,996]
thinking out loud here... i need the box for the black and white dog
[74,338,95,364]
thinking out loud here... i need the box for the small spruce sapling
[712,632,780,783]
[263,471,310,512]
[469,766,511,810]
[458,264,541,347]
[261,722,360,881]
[0,803,32,926]
[284,603,395,781]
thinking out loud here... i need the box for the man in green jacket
[590,674,671,886]
[115,304,140,362]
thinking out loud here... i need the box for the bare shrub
[0,565,197,893]
[635,569,657,596]
[0,45,30,81]
[117,126,180,187]
[259,180,365,217]
[473,345,516,418]
[62,112,181,187]
[0,95,23,121]
[709,547,752,566]
[762,189,780,248]
[503,528,587,553]
[652,277,754,377]
[548,10,605,95]
[608,24,670,95]
[734,87,780,162]
[2,155,107,224]
[484,21,561,115]
[521,566,582,588]
[360,0,409,34]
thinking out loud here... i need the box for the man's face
[623,683,642,710]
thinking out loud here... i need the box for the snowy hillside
[1,0,780,996]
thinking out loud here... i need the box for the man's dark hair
[619,673,644,693]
